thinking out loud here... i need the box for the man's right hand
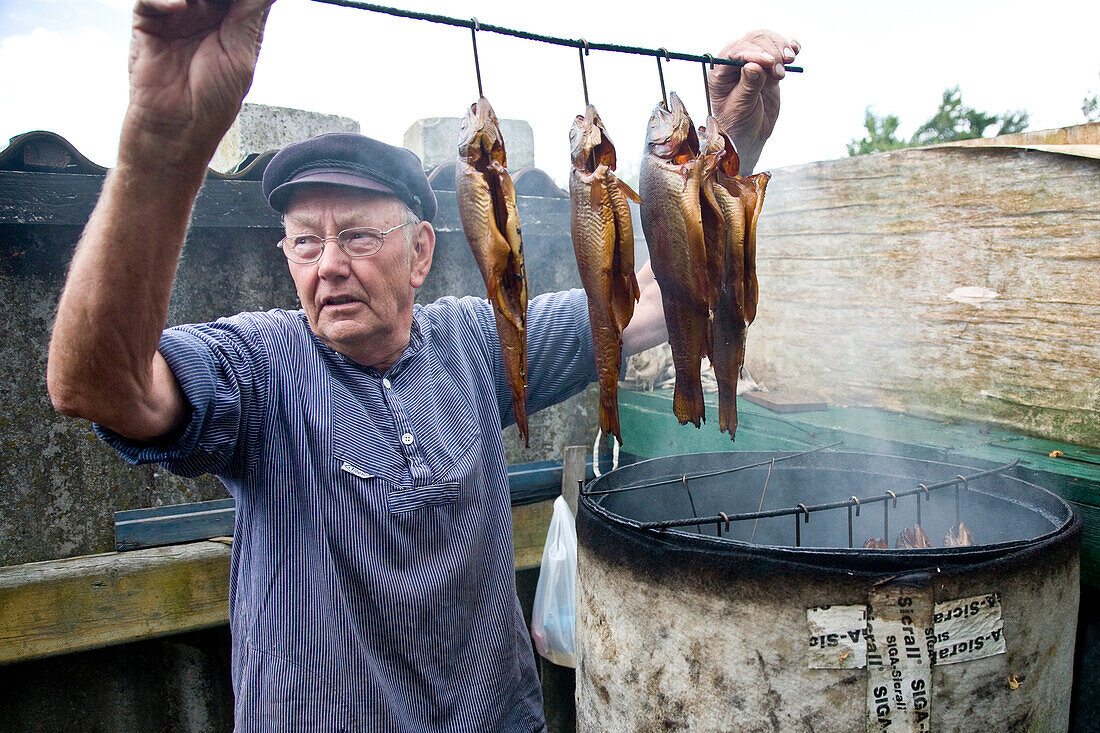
[47,0,275,441]
[123,0,274,169]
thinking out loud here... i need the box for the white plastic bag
[530,496,577,668]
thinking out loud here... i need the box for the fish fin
[589,181,609,211]
[616,177,642,204]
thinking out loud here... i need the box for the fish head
[569,104,617,173]
[644,91,698,164]
[458,96,507,167]
[699,115,741,178]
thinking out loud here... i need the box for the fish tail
[600,388,623,445]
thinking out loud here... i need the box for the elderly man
[46,0,798,730]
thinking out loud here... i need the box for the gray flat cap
[262,132,437,222]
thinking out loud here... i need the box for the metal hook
[655,50,668,107]
[795,504,810,548]
[578,43,590,107]
[469,19,484,98]
[955,475,967,527]
[886,490,898,508]
[850,496,861,516]
[701,60,713,117]
[717,511,730,538]
[916,484,929,526]
[682,475,701,533]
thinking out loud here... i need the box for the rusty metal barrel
[577,450,1080,731]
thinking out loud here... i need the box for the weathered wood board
[749,144,1100,447]
[0,498,559,664]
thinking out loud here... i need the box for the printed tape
[866,580,934,733]
[807,605,867,669]
[932,592,1005,666]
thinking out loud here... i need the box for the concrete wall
[0,132,594,569]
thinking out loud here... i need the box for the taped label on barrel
[866,580,934,733]
[933,592,1005,665]
[806,605,867,669]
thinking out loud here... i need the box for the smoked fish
[639,92,710,427]
[698,116,747,437]
[569,104,641,444]
[456,97,529,445]
[717,163,770,326]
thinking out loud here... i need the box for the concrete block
[211,103,360,174]
[404,117,534,169]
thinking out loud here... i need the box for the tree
[1084,72,1099,122]
[846,109,909,156]
[848,86,1029,155]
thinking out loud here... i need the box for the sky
[2,0,1098,187]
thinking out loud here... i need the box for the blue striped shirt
[97,289,597,732]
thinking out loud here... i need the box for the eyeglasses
[277,221,415,264]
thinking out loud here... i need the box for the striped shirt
[97,289,597,732]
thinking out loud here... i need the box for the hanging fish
[716,162,770,326]
[698,116,747,437]
[569,104,641,444]
[456,97,529,445]
[896,525,933,549]
[945,522,975,547]
[639,92,710,427]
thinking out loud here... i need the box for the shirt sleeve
[469,288,596,428]
[93,314,273,480]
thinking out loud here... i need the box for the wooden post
[561,445,586,516]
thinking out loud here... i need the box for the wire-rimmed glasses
[277,221,415,264]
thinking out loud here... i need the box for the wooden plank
[751,146,1100,447]
[1,499,558,664]
[512,500,555,571]
[561,446,586,516]
[115,498,236,551]
[0,541,231,665]
[741,390,828,413]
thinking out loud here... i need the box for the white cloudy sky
[2,0,1098,185]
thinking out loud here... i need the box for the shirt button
[382,378,392,389]
[401,433,414,446]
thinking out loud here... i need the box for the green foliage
[846,108,909,156]
[1084,72,1099,122]
[848,86,1030,155]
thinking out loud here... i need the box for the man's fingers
[737,62,767,95]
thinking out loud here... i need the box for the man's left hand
[708,30,800,175]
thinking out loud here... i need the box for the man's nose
[315,237,351,278]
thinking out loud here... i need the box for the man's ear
[409,222,435,288]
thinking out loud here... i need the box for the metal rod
[582,442,841,497]
[578,42,590,106]
[656,52,668,107]
[310,0,804,72]
[847,506,853,548]
[701,56,714,116]
[470,20,483,97]
[636,460,1018,532]
[883,499,889,542]
[682,475,702,534]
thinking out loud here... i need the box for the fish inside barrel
[569,104,641,444]
[456,97,530,445]
[896,525,933,549]
[639,92,710,428]
[945,522,975,547]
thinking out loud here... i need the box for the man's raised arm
[47,0,273,442]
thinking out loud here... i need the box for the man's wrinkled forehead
[281,186,409,230]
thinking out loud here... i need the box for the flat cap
[262,132,437,222]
